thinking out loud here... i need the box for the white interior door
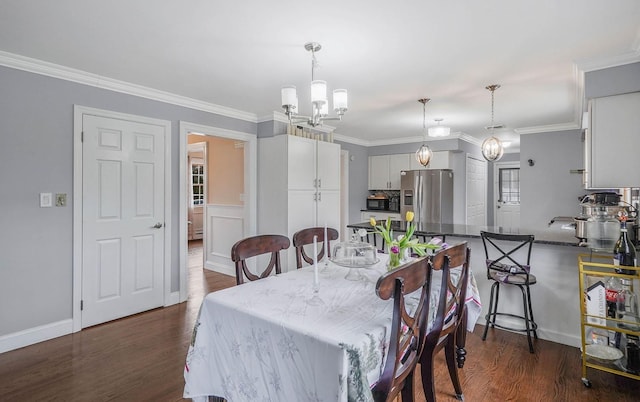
[494,162,521,228]
[466,155,487,226]
[82,114,165,328]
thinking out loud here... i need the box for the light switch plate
[40,192,52,208]
[56,193,67,207]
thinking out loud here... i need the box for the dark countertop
[347,221,582,247]
[360,209,401,213]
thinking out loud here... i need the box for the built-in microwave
[366,197,389,210]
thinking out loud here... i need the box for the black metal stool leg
[525,285,538,339]
[519,284,535,353]
[491,284,500,326]
[482,281,498,340]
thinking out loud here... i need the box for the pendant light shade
[415,144,433,167]
[415,98,433,167]
[481,136,504,161]
[482,84,504,162]
[428,118,450,137]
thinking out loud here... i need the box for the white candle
[324,222,328,264]
[313,235,319,289]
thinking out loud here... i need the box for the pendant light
[481,84,504,162]
[428,118,450,137]
[281,42,348,127]
[415,98,433,167]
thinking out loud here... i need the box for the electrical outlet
[55,193,67,207]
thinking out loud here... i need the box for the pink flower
[390,245,399,254]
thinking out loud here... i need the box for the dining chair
[480,231,538,353]
[372,256,432,402]
[292,227,339,269]
[230,234,290,285]
[420,242,470,402]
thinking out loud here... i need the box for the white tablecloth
[184,254,481,402]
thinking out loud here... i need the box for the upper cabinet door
[287,136,317,190]
[388,154,410,190]
[316,141,341,190]
[369,155,390,190]
[588,92,640,188]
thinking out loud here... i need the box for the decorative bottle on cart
[617,278,640,373]
[613,215,636,275]
[617,279,640,332]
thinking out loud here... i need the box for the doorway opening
[493,161,521,227]
[178,122,257,303]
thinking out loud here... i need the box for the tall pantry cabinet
[258,134,341,271]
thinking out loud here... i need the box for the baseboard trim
[0,319,73,354]
[204,262,235,277]
[476,318,581,348]
[165,291,181,306]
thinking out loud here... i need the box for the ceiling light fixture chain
[481,84,504,162]
[415,98,433,167]
[281,42,348,128]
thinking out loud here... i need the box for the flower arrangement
[369,211,445,270]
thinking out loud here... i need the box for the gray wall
[335,141,369,225]
[519,130,585,231]
[585,62,640,99]
[0,65,255,336]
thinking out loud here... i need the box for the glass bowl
[331,240,379,268]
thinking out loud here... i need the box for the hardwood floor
[0,240,638,401]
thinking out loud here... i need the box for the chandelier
[481,84,504,162]
[281,42,348,127]
[415,98,433,167]
[428,118,450,137]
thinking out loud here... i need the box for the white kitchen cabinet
[408,151,451,170]
[287,135,317,190]
[317,140,341,190]
[258,135,341,271]
[368,154,410,190]
[586,91,640,188]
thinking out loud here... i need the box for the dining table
[184,251,482,402]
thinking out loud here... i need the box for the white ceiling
[1,0,639,150]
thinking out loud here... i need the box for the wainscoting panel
[204,204,244,276]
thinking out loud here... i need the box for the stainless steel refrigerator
[400,169,454,224]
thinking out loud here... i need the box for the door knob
[152,222,164,229]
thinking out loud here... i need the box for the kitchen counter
[348,220,589,349]
[360,209,401,213]
[347,221,582,247]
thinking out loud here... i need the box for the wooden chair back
[230,234,290,285]
[292,227,339,269]
[372,256,432,402]
[420,242,470,402]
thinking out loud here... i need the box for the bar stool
[480,231,538,353]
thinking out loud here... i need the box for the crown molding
[457,132,482,146]
[515,122,580,135]
[0,50,257,123]
[332,133,371,147]
[575,49,640,73]
[258,111,289,124]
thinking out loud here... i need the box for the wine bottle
[613,218,637,275]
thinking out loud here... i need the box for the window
[499,168,520,203]
[191,163,204,205]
